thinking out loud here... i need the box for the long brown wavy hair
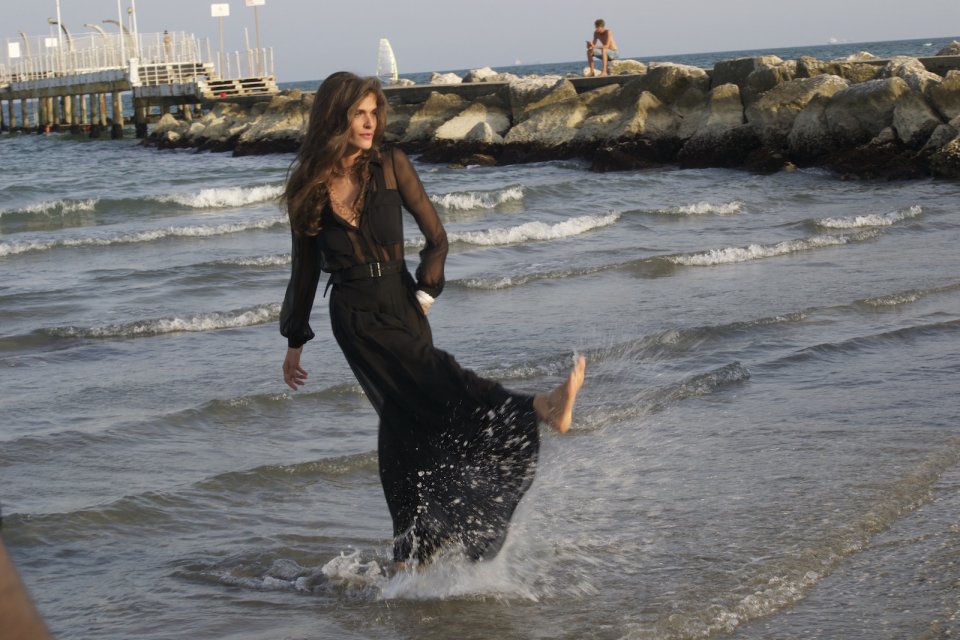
[282,72,387,236]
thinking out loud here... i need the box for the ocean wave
[659,201,744,215]
[0,198,99,218]
[668,233,869,267]
[156,184,284,209]
[585,362,753,431]
[860,291,926,307]
[769,318,960,366]
[45,303,281,339]
[814,205,922,229]
[0,216,286,257]
[2,451,380,544]
[586,313,807,366]
[857,282,960,308]
[666,437,960,638]
[445,212,620,247]
[215,254,291,267]
[430,186,524,212]
[199,452,379,493]
[458,263,614,289]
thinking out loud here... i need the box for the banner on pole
[211,3,231,17]
[7,42,21,58]
[245,0,266,6]
[44,37,59,48]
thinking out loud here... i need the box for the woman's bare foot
[534,355,586,433]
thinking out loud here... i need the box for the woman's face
[345,93,378,153]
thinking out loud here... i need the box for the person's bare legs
[601,49,609,75]
[534,355,586,433]
[586,43,595,76]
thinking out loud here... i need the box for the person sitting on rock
[586,18,619,76]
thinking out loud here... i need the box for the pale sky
[4,0,960,82]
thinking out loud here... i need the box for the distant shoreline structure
[141,35,960,182]
[283,35,959,87]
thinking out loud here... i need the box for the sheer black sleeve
[391,148,448,298]
[279,230,321,349]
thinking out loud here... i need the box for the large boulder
[927,70,960,121]
[930,136,960,177]
[881,56,942,94]
[153,112,188,138]
[638,62,710,105]
[795,56,881,84]
[922,122,959,151]
[610,59,648,75]
[824,77,912,147]
[383,102,420,142]
[434,102,511,141]
[787,94,836,160]
[574,87,680,142]
[936,41,960,56]
[503,91,589,145]
[692,82,745,131]
[679,83,760,168]
[892,90,943,147]
[710,56,784,91]
[743,60,797,104]
[745,74,849,148]
[507,76,576,123]
[401,92,468,142]
[237,93,308,149]
[463,121,504,144]
[430,72,463,85]
[181,100,256,150]
[462,67,499,83]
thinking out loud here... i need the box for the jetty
[0,26,279,138]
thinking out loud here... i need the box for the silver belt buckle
[370,262,382,277]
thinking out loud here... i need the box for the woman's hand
[415,290,434,316]
[283,347,308,390]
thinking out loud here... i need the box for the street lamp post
[210,4,230,77]
[245,0,265,76]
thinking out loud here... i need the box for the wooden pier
[0,29,279,137]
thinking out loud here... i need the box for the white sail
[376,38,398,85]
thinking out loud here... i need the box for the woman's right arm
[280,231,322,387]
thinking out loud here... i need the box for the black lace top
[280,147,449,349]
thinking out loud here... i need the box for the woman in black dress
[280,72,585,566]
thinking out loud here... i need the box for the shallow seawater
[1,116,959,640]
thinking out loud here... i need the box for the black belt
[326,262,403,296]
[334,261,402,281]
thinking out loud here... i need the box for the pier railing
[1,31,274,85]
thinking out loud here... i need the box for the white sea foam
[0,198,99,217]
[0,217,286,257]
[430,186,524,212]
[48,303,281,338]
[816,205,921,229]
[217,254,291,267]
[861,291,925,307]
[157,184,284,209]
[661,201,744,215]
[670,234,855,267]
[446,212,620,246]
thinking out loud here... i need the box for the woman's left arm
[392,148,449,299]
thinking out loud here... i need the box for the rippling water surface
[2,103,959,639]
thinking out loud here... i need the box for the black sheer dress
[280,147,540,563]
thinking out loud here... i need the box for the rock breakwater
[147,46,960,179]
